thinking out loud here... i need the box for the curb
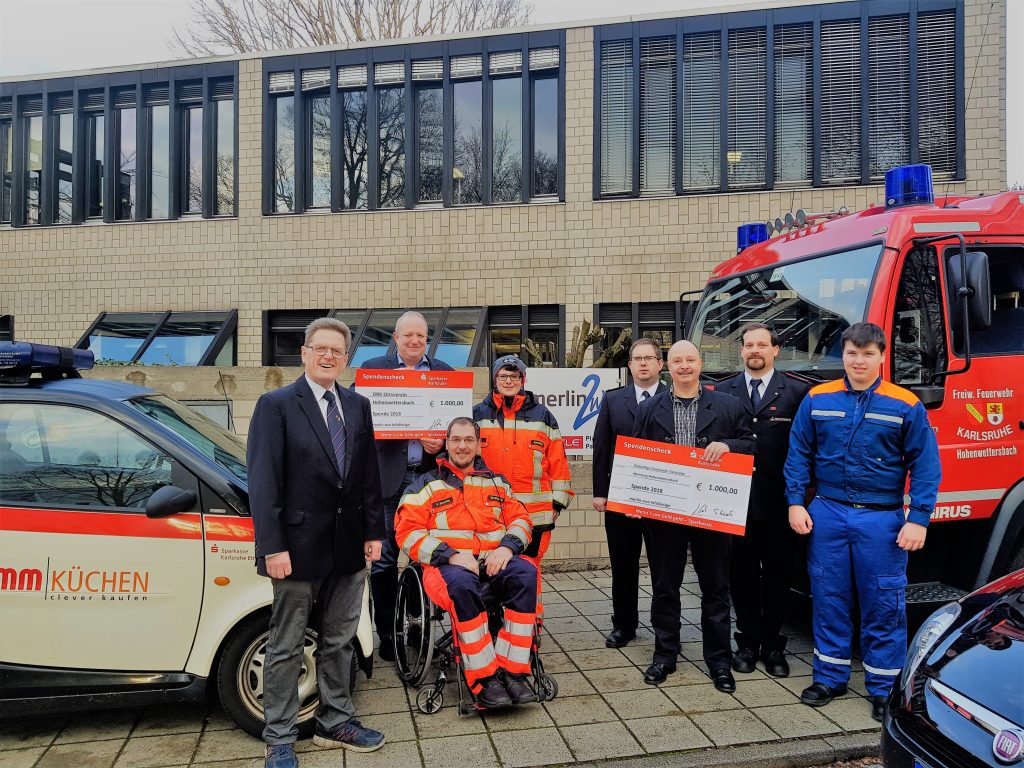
[575,731,881,768]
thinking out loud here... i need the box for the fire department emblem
[987,403,1004,426]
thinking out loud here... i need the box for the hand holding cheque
[606,436,754,535]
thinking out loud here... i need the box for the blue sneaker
[265,744,298,768]
[313,719,386,752]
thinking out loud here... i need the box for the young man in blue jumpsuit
[784,322,940,722]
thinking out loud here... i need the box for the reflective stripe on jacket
[395,455,532,566]
[783,376,941,526]
[473,390,574,531]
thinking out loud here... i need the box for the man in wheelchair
[395,417,539,709]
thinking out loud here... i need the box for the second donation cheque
[355,369,474,439]
[606,436,754,535]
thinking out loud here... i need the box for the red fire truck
[689,165,1024,604]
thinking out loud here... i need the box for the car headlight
[900,602,962,688]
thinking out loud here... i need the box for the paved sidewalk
[1,568,881,768]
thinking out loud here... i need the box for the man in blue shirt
[784,322,940,722]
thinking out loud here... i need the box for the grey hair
[395,310,428,334]
[304,317,352,349]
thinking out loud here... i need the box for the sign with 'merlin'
[526,368,622,456]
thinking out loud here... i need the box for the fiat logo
[993,729,1024,764]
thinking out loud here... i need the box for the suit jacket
[592,382,667,499]
[716,372,811,522]
[631,385,755,457]
[359,352,455,498]
[248,375,386,580]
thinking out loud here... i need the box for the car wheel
[216,614,320,739]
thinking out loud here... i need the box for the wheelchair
[392,562,558,715]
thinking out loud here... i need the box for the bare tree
[173,0,532,57]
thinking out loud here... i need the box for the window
[342,89,368,209]
[416,84,443,203]
[53,103,74,223]
[214,97,235,215]
[453,79,482,205]
[727,28,766,189]
[774,25,812,184]
[148,87,171,219]
[640,38,675,196]
[272,95,296,212]
[595,9,961,197]
[0,403,173,510]
[918,11,957,179]
[1,112,12,223]
[183,105,203,214]
[264,309,333,366]
[954,248,1024,357]
[114,90,137,221]
[892,247,947,386]
[531,75,557,198]
[682,32,720,191]
[820,19,862,184]
[83,98,105,219]
[377,86,405,208]
[491,75,522,203]
[433,307,486,366]
[78,310,237,366]
[308,94,331,209]
[594,302,681,368]
[487,304,563,366]
[868,15,910,179]
[24,111,43,225]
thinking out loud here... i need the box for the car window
[0,403,173,510]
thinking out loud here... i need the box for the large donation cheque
[606,436,754,535]
[354,369,474,439]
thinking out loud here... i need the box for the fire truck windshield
[128,395,248,482]
[691,242,883,380]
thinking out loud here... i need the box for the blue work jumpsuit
[784,376,941,696]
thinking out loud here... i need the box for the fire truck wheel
[216,614,320,739]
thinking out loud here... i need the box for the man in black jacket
[631,340,753,692]
[249,318,386,767]
[716,323,810,678]
[592,338,666,648]
[359,310,454,660]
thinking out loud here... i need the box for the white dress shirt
[744,368,775,399]
[304,375,344,427]
[633,383,660,404]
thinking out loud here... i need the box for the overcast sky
[0,0,1019,184]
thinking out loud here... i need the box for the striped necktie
[322,389,347,475]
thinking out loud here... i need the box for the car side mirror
[146,485,198,518]
[911,385,945,409]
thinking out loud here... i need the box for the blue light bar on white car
[0,341,95,371]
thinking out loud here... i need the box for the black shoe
[799,681,848,707]
[761,650,790,677]
[871,695,887,722]
[377,637,395,662]
[732,647,757,673]
[643,662,675,685]
[477,677,512,709]
[502,673,535,705]
[711,668,736,693]
[605,628,636,648]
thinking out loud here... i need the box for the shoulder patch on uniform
[810,379,847,396]
[432,497,455,509]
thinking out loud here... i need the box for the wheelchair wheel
[394,565,434,686]
[539,673,558,701]
[417,685,444,714]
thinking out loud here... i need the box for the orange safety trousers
[423,557,538,693]
[521,529,552,622]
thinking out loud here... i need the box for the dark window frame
[592,0,964,200]
[0,62,237,228]
[76,309,238,366]
[261,31,566,216]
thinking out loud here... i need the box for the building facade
[0,0,1006,371]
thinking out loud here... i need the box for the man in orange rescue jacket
[395,417,538,709]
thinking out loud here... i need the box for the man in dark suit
[249,318,386,768]
[592,338,666,648]
[717,323,810,679]
[359,310,454,660]
[631,340,753,692]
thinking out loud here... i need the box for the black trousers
[604,510,651,633]
[645,518,732,671]
[729,519,798,652]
